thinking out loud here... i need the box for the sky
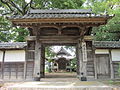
[25,0,31,3]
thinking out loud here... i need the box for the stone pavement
[1,81,119,90]
[1,73,120,90]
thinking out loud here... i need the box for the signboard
[82,42,87,62]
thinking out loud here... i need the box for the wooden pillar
[92,47,97,79]
[40,45,45,78]
[109,49,114,79]
[77,40,87,80]
[81,41,87,77]
[76,44,80,76]
[34,39,41,81]
[1,50,5,79]
[77,41,82,78]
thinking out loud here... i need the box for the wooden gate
[96,54,110,79]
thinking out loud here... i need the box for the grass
[109,80,120,86]
[101,80,120,87]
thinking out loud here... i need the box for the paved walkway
[1,73,120,90]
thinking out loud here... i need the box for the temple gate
[9,9,112,81]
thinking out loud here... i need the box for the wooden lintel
[39,39,75,41]
[41,40,77,44]
[44,44,76,46]
[39,36,80,40]
[39,36,80,38]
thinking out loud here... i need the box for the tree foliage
[0,0,85,42]
[0,0,85,15]
[86,0,120,41]
[45,46,56,58]
[0,15,29,42]
[0,16,13,42]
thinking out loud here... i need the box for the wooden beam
[109,49,114,79]
[11,17,109,24]
[39,36,80,40]
[41,40,77,44]
[13,22,105,29]
[39,25,59,30]
[14,23,101,30]
[61,25,81,29]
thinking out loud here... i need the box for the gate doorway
[42,45,77,79]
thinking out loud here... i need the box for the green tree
[0,15,14,42]
[85,0,120,41]
[0,0,85,42]
[0,0,85,15]
[0,16,29,42]
[45,46,56,59]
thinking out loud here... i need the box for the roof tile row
[0,41,120,49]
[10,9,112,19]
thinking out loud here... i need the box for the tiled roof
[93,41,120,48]
[29,9,92,14]
[0,41,120,50]
[10,9,112,19]
[57,47,71,56]
[0,42,27,49]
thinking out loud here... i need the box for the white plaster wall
[95,49,109,54]
[111,49,120,61]
[5,50,25,62]
[0,51,3,62]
